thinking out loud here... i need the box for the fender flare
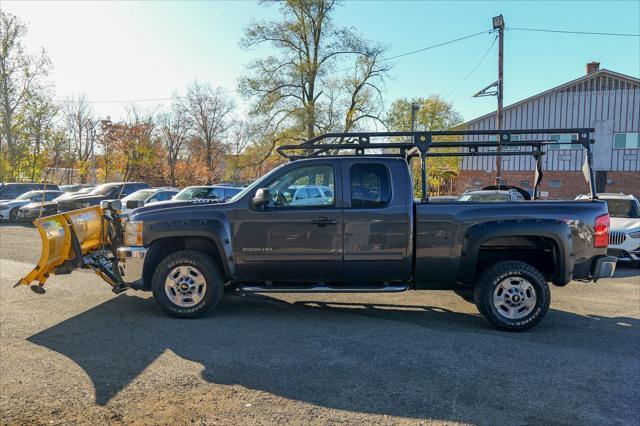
[458,219,574,286]
[143,218,237,282]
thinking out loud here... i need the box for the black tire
[151,250,224,318]
[474,260,550,332]
[9,209,18,221]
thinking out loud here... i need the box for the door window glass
[44,192,60,201]
[208,188,225,200]
[267,165,335,208]
[350,164,391,208]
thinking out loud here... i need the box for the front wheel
[474,260,550,332]
[151,250,224,318]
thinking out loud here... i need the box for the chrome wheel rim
[164,265,207,308]
[493,276,537,320]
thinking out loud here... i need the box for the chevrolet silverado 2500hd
[17,128,616,331]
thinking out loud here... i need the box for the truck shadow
[27,293,639,424]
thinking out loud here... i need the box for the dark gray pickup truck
[19,129,616,331]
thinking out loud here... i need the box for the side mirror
[100,199,122,211]
[252,188,271,210]
[126,200,145,209]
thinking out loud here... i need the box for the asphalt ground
[0,223,638,425]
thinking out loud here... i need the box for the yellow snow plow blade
[16,206,105,287]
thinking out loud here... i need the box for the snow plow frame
[15,205,124,291]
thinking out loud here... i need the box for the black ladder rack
[276,128,597,201]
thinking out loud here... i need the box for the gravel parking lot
[1,223,638,425]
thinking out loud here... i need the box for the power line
[54,29,494,104]
[443,35,498,99]
[507,26,640,37]
[54,89,242,104]
[381,29,494,62]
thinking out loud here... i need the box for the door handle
[310,216,336,227]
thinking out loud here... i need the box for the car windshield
[90,184,119,196]
[174,187,216,200]
[124,189,155,202]
[457,193,511,202]
[15,191,40,200]
[604,199,640,218]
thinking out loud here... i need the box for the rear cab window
[349,164,391,208]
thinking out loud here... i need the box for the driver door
[234,161,343,283]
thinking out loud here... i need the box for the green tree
[387,95,464,195]
[0,11,52,180]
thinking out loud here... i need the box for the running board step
[239,284,409,293]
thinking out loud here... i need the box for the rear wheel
[151,250,224,318]
[474,260,550,331]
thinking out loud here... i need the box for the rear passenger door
[341,160,412,284]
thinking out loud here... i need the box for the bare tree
[239,0,391,161]
[0,11,52,179]
[63,95,97,182]
[342,44,390,133]
[180,81,234,183]
[157,104,190,186]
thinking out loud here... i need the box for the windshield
[604,199,640,218]
[174,187,216,201]
[457,193,511,202]
[90,184,119,196]
[123,189,155,202]
[16,191,40,200]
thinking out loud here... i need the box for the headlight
[124,220,144,246]
[629,231,640,239]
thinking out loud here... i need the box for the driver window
[267,165,335,208]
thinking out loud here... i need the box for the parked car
[577,193,640,266]
[16,187,98,221]
[57,182,150,212]
[289,185,334,206]
[0,190,64,221]
[173,185,243,203]
[456,189,525,202]
[59,184,95,193]
[0,182,59,201]
[429,195,458,202]
[55,186,96,201]
[120,187,180,215]
[18,128,616,332]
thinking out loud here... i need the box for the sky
[3,0,639,123]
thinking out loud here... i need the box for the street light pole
[494,14,505,186]
[410,102,420,131]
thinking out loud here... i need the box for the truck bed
[413,199,609,288]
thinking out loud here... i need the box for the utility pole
[494,14,505,186]
[473,15,505,186]
[410,102,420,131]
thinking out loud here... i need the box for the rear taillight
[594,214,610,248]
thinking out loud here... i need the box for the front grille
[609,232,627,246]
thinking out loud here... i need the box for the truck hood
[610,217,640,233]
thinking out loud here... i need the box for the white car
[289,185,334,206]
[0,190,65,222]
[120,187,180,215]
[577,193,640,267]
